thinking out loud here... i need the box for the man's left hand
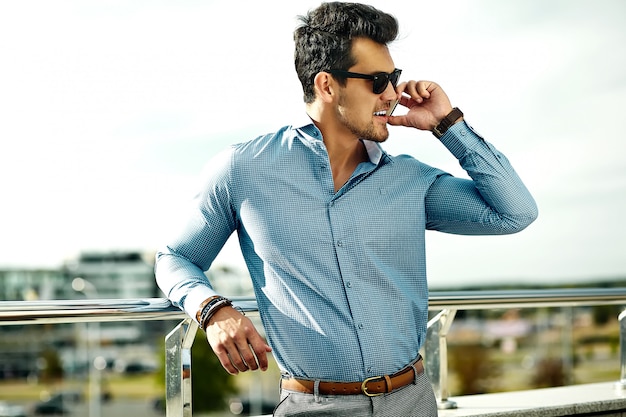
[387,80,454,131]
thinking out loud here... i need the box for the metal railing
[1,289,625,416]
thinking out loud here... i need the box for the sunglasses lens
[373,76,388,94]
[372,70,401,94]
[390,70,401,87]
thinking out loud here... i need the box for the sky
[1,0,625,288]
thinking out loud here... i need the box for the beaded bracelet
[196,295,220,324]
[198,296,233,330]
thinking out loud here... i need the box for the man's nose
[381,80,399,101]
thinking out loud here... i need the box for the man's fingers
[229,351,250,373]
[211,332,271,374]
[249,333,273,371]
[387,114,408,126]
[205,307,272,374]
[234,340,258,371]
[415,81,434,99]
[235,331,273,371]
[213,347,241,375]
[396,80,439,106]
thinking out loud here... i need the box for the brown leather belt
[280,357,424,397]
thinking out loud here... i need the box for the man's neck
[306,105,368,192]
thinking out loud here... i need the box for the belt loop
[413,354,423,385]
[384,374,393,393]
[314,380,321,403]
[410,364,418,385]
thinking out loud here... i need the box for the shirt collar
[291,113,389,166]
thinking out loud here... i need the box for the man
[156,2,538,416]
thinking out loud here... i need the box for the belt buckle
[361,376,384,397]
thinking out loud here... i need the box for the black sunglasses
[327,68,402,94]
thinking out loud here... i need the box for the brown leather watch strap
[432,107,463,138]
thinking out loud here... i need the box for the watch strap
[432,107,463,138]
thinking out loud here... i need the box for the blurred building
[0,268,65,301]
[0,251,159,302]
[61,251,160,300]
[0,251,164,379]
[0,250,252,380]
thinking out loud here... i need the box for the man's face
[335,37,398,143]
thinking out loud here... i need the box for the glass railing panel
[0,319,174,417]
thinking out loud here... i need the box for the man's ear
[313,72,336,103]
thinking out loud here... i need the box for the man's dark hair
[294,2,399,103]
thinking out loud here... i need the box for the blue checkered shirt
[156,117,537,382]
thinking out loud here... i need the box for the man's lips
[373,99,399,118]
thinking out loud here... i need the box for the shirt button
[346,281,352,288]
[337,240,344,247]
[358,323,364,330]
[460,129,467,136]
[367,367,372,373]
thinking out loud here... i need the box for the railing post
[425,308,457,410]
[616,309,626,392]
[165,318,199,417]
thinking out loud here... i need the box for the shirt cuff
[438,120,486,160]
[184,287,220,324]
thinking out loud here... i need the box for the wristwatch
[432,107,463,138]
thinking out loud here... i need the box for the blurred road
[15,399,160,417]
[14,398,235,417]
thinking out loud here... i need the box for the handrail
[1,288,625,326]
[428,288,626,308]
[1,288,625,416]
[0,297,259,325]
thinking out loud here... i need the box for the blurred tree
[39,348,64,383]
[449,343,500,395]
[531,357,565,388]
[592,305,618,326]
[191,331,239,411]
